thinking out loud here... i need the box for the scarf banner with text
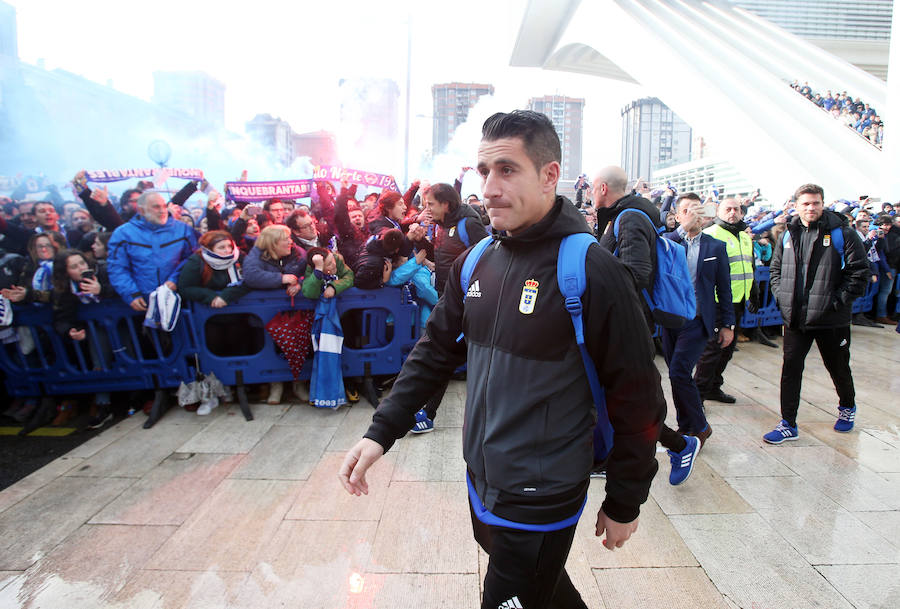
[225,180,313,202]
[312,166,400,192]
[86,168,204,185]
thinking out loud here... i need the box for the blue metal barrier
[852,280,878,315]
[1,288,422,427]
[895,274,900,314]
[185,287,420,419]
[0,302,195,398]
[740,267,782,328]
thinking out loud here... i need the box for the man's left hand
[595,509,639,550]
[719,327,734,347]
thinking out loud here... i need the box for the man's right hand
[130,297,148,312]
[91,186,110,206]
[596,509,639,550]
[339,438,385,496]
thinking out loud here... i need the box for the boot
[267,382,283,405]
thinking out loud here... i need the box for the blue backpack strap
[612,207,659,313]
[831,227,845,269]
[456,218,470,248]
[557,233,614,460]
[612,207,660,257]
[456,235,493,342]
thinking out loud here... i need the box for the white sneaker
[292,381,309,402]
[267,382,283,405]
[197,397,218,416]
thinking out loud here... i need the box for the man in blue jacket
[661,193,733,453]
[107,191,197,311]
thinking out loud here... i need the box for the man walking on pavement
[659,193,733,455]
[764,184,868,443]
[340,111,665,609]
[694,197,759,404]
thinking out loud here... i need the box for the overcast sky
[10,0,648,183]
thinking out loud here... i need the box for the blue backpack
[459,233,614,462]
[455,218,470,248]
[613,208,696,328]
[782,227,845,268]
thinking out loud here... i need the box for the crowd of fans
[576,176,900,338]
[1,165,897,431]
[0,167,490,428]
[790,80,884,148]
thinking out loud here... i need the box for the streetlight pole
[403,12,412,189]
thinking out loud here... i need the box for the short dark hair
[424,183,460,213]
[481,110,561,173]
[674,192,701,213]
[874,214,892,226]
[380,228,404,252]
[377,191,403,217]
[793,183,825,201]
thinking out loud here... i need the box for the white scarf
[201,248,242,286]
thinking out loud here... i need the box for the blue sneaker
[834,406,856,433]
[668,435,700,486]
[763,420,799,444]
[411,409,434,434]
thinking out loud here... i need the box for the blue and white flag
[310,297,346,409]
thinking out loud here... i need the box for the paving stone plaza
[0,326,898,609]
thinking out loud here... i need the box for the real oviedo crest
[519,279,539,314]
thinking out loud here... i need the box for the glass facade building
[620,97,692,183]
[730,1,892,40]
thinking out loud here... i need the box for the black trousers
[694,303,743,394]
[780,325,855,427]
[471,506,588,609]
[423,377,449,419]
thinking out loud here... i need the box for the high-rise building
[0,1,17,59]
[153,71,225,127]
[246,114,294,167]
[620,97,692,184]
[730,1,892,78]
[527,95,584,180]
[431,82,494,154]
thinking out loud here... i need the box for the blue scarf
[309,297,346,409]
[32,260,53,291]
[70,280,100,304]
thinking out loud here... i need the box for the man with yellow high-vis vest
[693,197,759,403]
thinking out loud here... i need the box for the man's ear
[541,161,561,195]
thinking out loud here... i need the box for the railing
[0,287,421,430]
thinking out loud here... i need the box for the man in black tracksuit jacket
[340,111,665,609]
[766,184,868,443]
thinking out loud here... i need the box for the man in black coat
[765,184,868,444]
[592,165,660,329]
